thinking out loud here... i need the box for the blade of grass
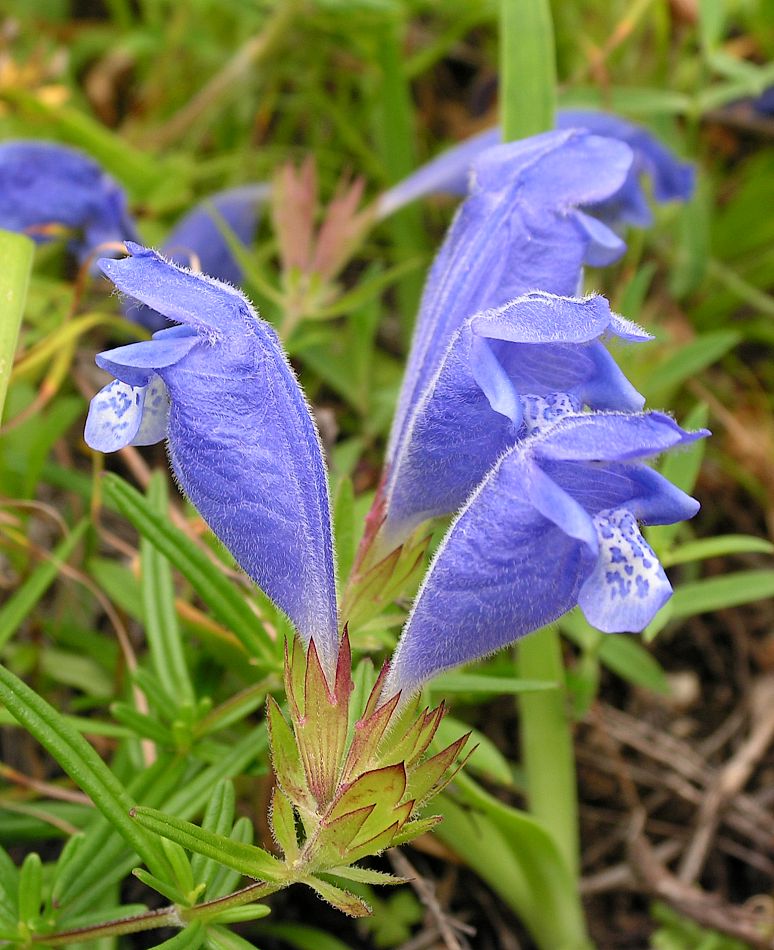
[0,229,34,422]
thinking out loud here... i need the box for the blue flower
[387,128,633,509]
[0,141,138,261]
[378,292,650,553]
[84,244,339,675]
[377,110,694,229]
[383,411,708,699]
[126,184,270,331]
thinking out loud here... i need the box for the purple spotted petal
[86,245,339,676]
[388,129,633,465]
[126,185,269,331]
[378,293,648,553]
[0,141,138,261]
[384,411,706,698]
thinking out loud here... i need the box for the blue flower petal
[127,185,269,331]
[384,411,705,698]
[84,379,147,452]
[390,130,633,465]
[89,245,340,676]
[0,141,137,261]
[95,329,200,387]
[577,508,671,631]
[380,294,647,552]
[383,448,595,698]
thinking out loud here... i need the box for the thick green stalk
[0,229,34,423]
[500,0,580,882]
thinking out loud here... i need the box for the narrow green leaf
[0,229,33,423]
[434,716,512,786]
[518,628,578,878]
[130,807,285,882]
[142,472,195,705]
[303,876,371,917]
[669,571,774,618]
[207,818,254,900]
[429,672,555,696]
[110,704,173,745]
[0,664,167,878]
[500,0,556,139]
[191,781,235,889]
[148,921,205,950]
[132,868,185,905]
[645,331,739,400]
[597,636,668,695]
[0,519,89,652]
[207,904,271,924]
[17,852,41,925]
[436,773,591,950]
[102,474,274,664]
[206,924,265,950]
[663,534,774,566]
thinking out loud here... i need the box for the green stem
[499,0,556,139]
[31,881,284,947]
[0,229,34,423]
[517,628,579,877]
[499,0,580,883]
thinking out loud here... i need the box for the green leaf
[17,852,41,925]
[0,519,89,652]
[434,715,513,786]
[303,876,371,917]
[141,472,195,705]
[0,229,34,423]
[430,672,555,696]
[663,534,774,566]
[669,571,774,618]
[130,807,285,882]
[132,868,185,905]
[597,636,668,695]
[102,474,274,664]
[500,0,556,138]
[148,922,205,950]
[207,904,271,924]
[254,922,351,950]
[190,781,235,889]
[333,477,356,589]
[645,331,739,402]
[436,773,591,950]
[0,664,167,878]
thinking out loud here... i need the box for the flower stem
[517,627,579,877]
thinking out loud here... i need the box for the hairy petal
[89,246,339,674]
[385,412,706,698]
[127,185,270,330]
[384,451,596,698]
[578,508,672,631]
[377,111,694,227]
[380,294,646,552]
[389,130,633,462]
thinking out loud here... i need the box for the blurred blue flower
[384,411,708,698]
[84,244,339,674]
[378,292,650,553]
[377,110,694,228]
[126,184,270,331]
[387,128,633,507]
[0,141,138,261]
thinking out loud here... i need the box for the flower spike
[384,411,709,700]
[84,244,339,674]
